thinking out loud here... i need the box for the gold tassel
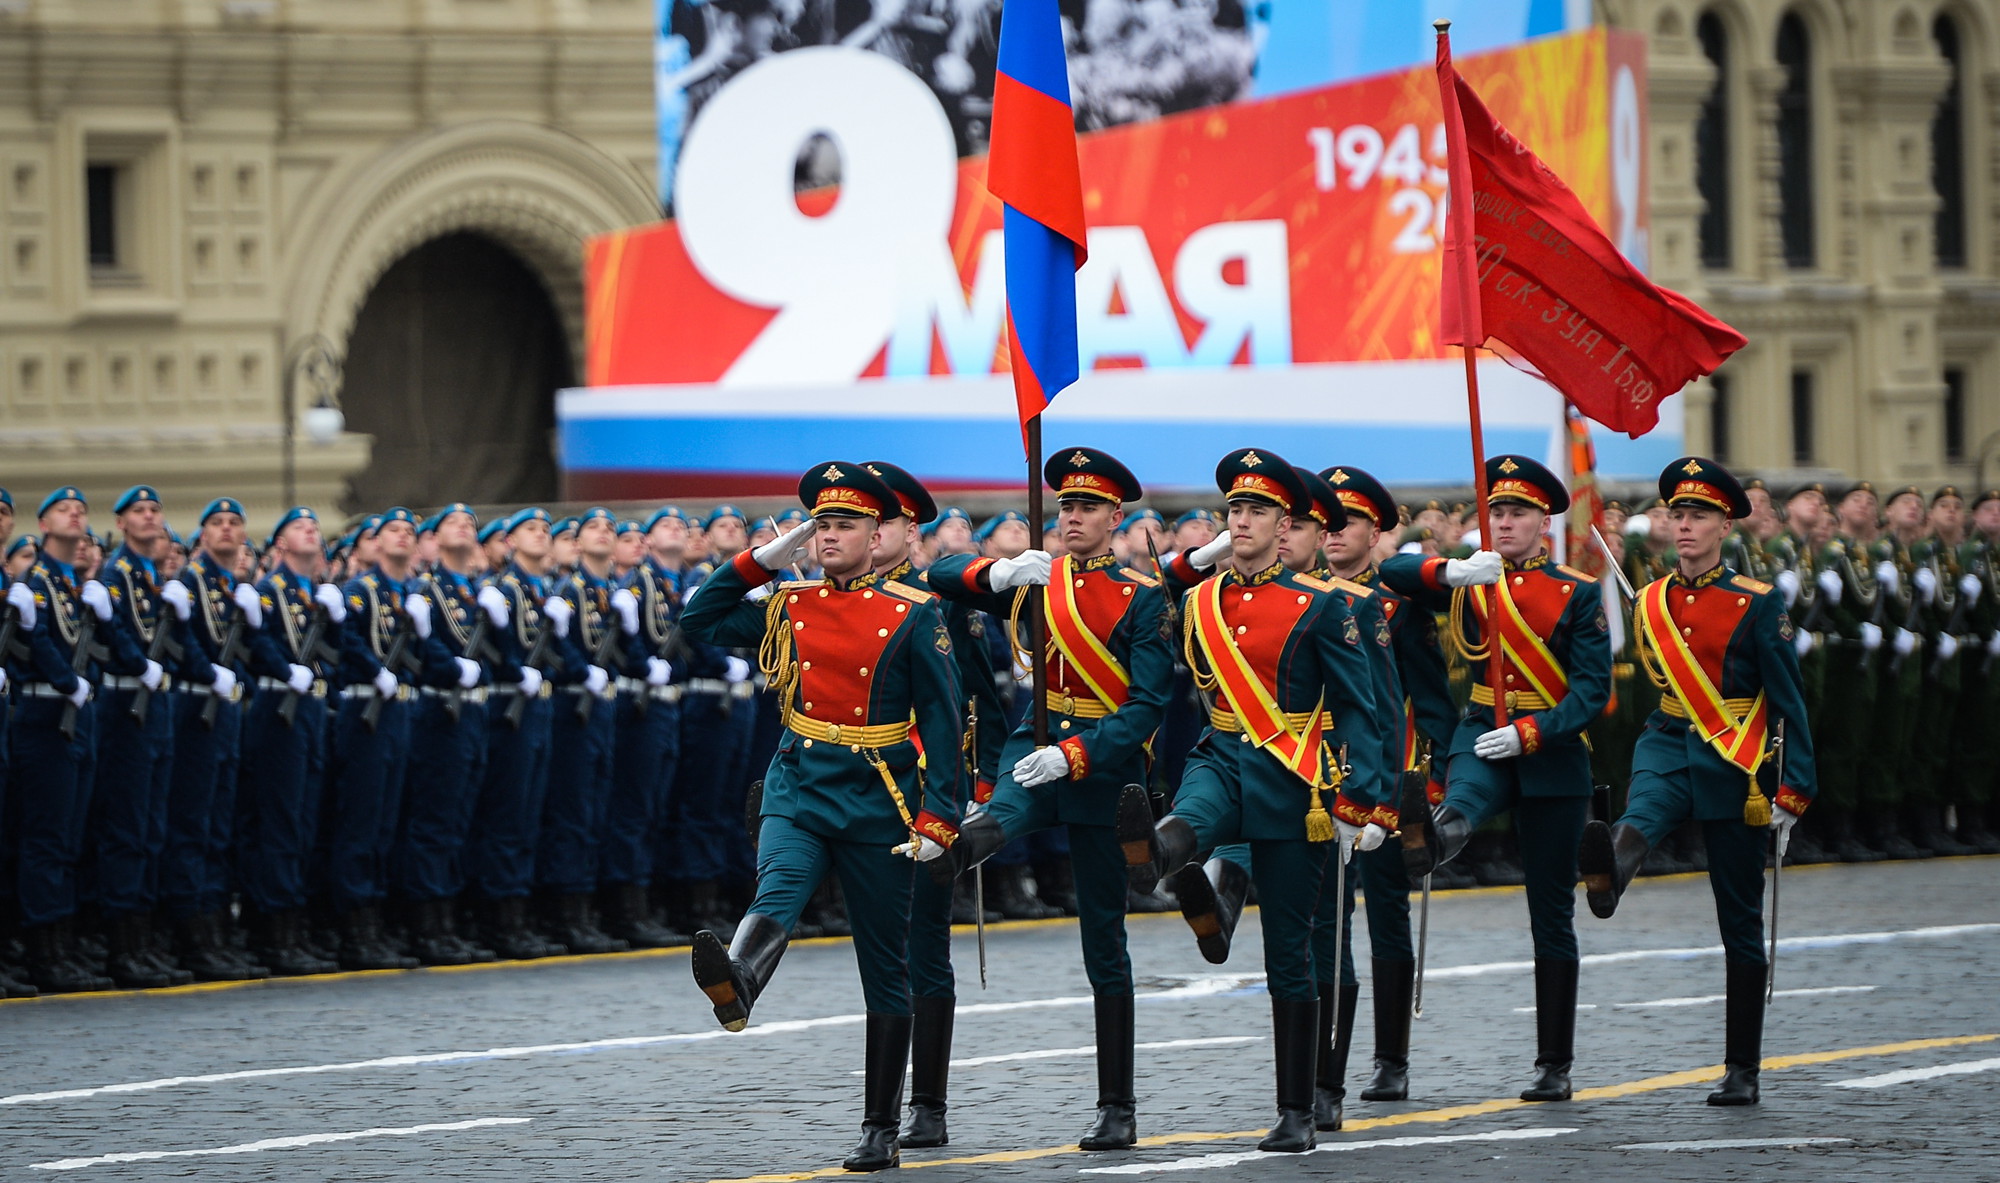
[1743,782,1772,828]
[1305,791,1335,844]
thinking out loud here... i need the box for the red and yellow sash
[1637,579,1768,775]
[1046,554,1131,714]
[1191,577,1326,789]
[1470,581,1570,706]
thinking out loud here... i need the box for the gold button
[1236,625,1247,635]
[1513,576,1524,586]
[854,707,864,716]
[1123,586,1133,597]
[1060,720,1071,730]
[862,590,873,599]
[1682,626,1693,636]
[1506,674,1516,684]
[858,666,869,676]
[850,744,862,753]
[1297,595,1309,605]
[819,588,829,598]
[1738,597,1748,606]
[801,661,812,670]
[1075,578,1085,588]
[896,604,907,613]
[1561,584,1572,595]
[788,594,798,604]
[804,701,813,710]
[1241,733,1250,743]
[801,738,814,748]
[1242,592,1253,602]
[794,621,805,631]
[878,628,890,638]
[1685,594,1695,605]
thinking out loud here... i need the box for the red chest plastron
[785,584,910,725]
[1666,584,1755,683]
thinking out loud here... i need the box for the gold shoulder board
[1557,564,1601,583]
[1328,576,1375,598]
[1731,574,1773,595]
[1118,567,1161,587]
[883,580,935,604]
[1292,573,1334,592]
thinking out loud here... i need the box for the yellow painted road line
[701,1032,2000,1183]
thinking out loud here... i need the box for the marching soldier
[1388,454,1611,1103]
[1579,457,1817,1106]
[94,485,211,988]
[238,507,343,976]
[1811,484,1887,861]
[1120,449,1391,1154]
[927,447,1172,1151]
[1953,491,2000,851]
[861,460,1010,1149]
[164,498,263,981]
[396,503,504,965]
[11,488,115,992]
[682,462,965,1172]
[1906,488,1980,855]
[1868,488,1931,857]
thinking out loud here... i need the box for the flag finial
[1434,18,1451,33]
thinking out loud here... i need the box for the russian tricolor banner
[988,0,1088,445]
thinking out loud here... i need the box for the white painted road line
[1616,1137,1853,1151]
[1079,1128,1577,1174]
[1831,1055,2000,1090]
[27,1117,531,1171]
[850,1035,1262,1075]
[5,924,1985,1111]
[1511,985,1877,1014]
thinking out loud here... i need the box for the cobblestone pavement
[5,858,1999,1180]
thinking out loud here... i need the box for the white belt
[103,674,168,692]
[559,684,617,699]
[683,678,730,696]
[616,677,683,703]
[256,675,328,697]
[342,684,414,701]
[490,682,553,699]
[185,683,244,702]
[19,683,75,699]
[420,686,489,703]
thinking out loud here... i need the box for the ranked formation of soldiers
[6,444,1998,1169]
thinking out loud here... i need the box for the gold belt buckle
[1059,692,1076,715]
[1504,690,1519,711]
[826,723,844,744]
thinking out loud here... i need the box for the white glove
[1445,550,1504,587]
[894,836,948,862]
[1989,631,2000,659]
[1874,560,1899,595]
[6,580,35,629]
[477,585,510,627]
[65,679,91,707]
[314,583,347,623]
[286,664,314,694]
[988,549,1053,590]
[584,665,610,696]
[1794,630,1816,659]
[645,656,673,686]
[724,656,751,684]
[1625,515,1652,537]
[1960,573,1983,604]
[752,520,815,571]
[1893,628,1919,658]
[373,666,399,697]
[1335,819,1364,859]
[611,588,640,635]
[1189,532,1235,571]
[160,580,192,621]
[1859,621,1883,651]
[81,580,112,621]
[403,593,432,639]
[1357,822,1389,852]
[0,667,7,695]
[1770,806,1801,858]
[1474,724,1524,760]
[1936,632,1960,662]
[454,656,481,688]
[1914,566,1938,604]
[1774,569,1800,608]
[140,659,165,691]
[542,596,572,638]
[210,666,237,697]
[1011,745,1072,788]
[1816,568,1843,604]
[518,666,544,698]
[232,582,262,628]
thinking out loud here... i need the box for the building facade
[1,1,1997,532]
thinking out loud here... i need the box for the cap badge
[1241,452,1263,469]
[1498,458,1520,474]
[1329,470,1350,485]
[823,464,844,481]
[1681,459,1704,476]
[1069,451,1090,468]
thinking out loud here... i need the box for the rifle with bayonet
[575,591,623,724]
[201,610,250,729]
[441,580,501,724]
[504,595,556,730]
[129,580,185,726]
[59,598,110,742]
[362,607,424,732]
[279,603,336,727]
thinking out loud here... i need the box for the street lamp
[280,334,345,508]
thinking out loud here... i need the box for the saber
[1330,742,1353,1011]
[974,863,988,990]
[1765,719,1787,1003]
[1591,527,1638,602]
[1412,872,1432,1019]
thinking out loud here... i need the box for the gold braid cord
[1005,585,1036,670]
[1444,586,1490,666]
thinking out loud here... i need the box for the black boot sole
[1168,864,1229,965]
[1578,820,1619,919]
[1114,787,1160,894]
[691,930,749,1032]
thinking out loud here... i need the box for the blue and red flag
[988,0,1087,445]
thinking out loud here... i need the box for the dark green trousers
[751,815,915,1014]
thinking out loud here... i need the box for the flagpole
[1027,415,1050,747]
[1438,17,1509,730]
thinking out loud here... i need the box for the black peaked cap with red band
[1658,456,1752,519]
[1485,454,1571,515]
[1215,448,1310,515]
[1291,466,1348,533]
[798,461,898,520]
[861,461,938,524]
[1319,465,1395,531]
[1045,446,1143,504]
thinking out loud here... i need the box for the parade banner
[567,28,1666,499]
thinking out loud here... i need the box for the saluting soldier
[682,462,965,1172]
[1579,457,1817,1106]
[1386,455,1611,1104]
[928,447,1172,1152]
[10,489,116,992]
[1120,449,1391,1154]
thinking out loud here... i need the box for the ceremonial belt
[1469,685,1555,711]
[102,674,170,692]
[489,682,552,699]
[342,683,415,702]
[788,716,914,748]
[18,683,78,699]
[1658,695,1758,721]
[1470,582,1570,706]
[615,676,683,703]
[683,678,731,696]
[1403,703,1422,773]
[1045,555,1130,715]
[185,682,244,702]
[1047,689,1114,719]
[1191,577,1336,842]
[1636,580,1769,779]
[256,676,327,698]
[420,686,489,704]
[1209,707,1317,734]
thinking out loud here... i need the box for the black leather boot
[1912,804,1980,856]
[1260,995,1319,1152]
[1116,784,1196,894]
[1520,958,1578,1101]
[692,911,789,1031]
[1169,855,1249,965]
[1404,804,1473,878]
[25,922,110,993]
[1312,980,1358,1130]
[603,882,689,949]
[1706,961,1766,1106]
[901,995,955,1148]
[135,913,194,985]
[104,912,173,989]
[1360,958,1414,1101]
[340,904,416,971]
[1079,993,1138,1150]
[1870,810,1932,861]
[178,912,261,981]
[1580,821,1651,919]
[408,898,475,966]
[482,897,566,960]
[844,1011,913,1171]
[548,893,629,954]
[991,864,1062,920]
[253,911,336,976]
